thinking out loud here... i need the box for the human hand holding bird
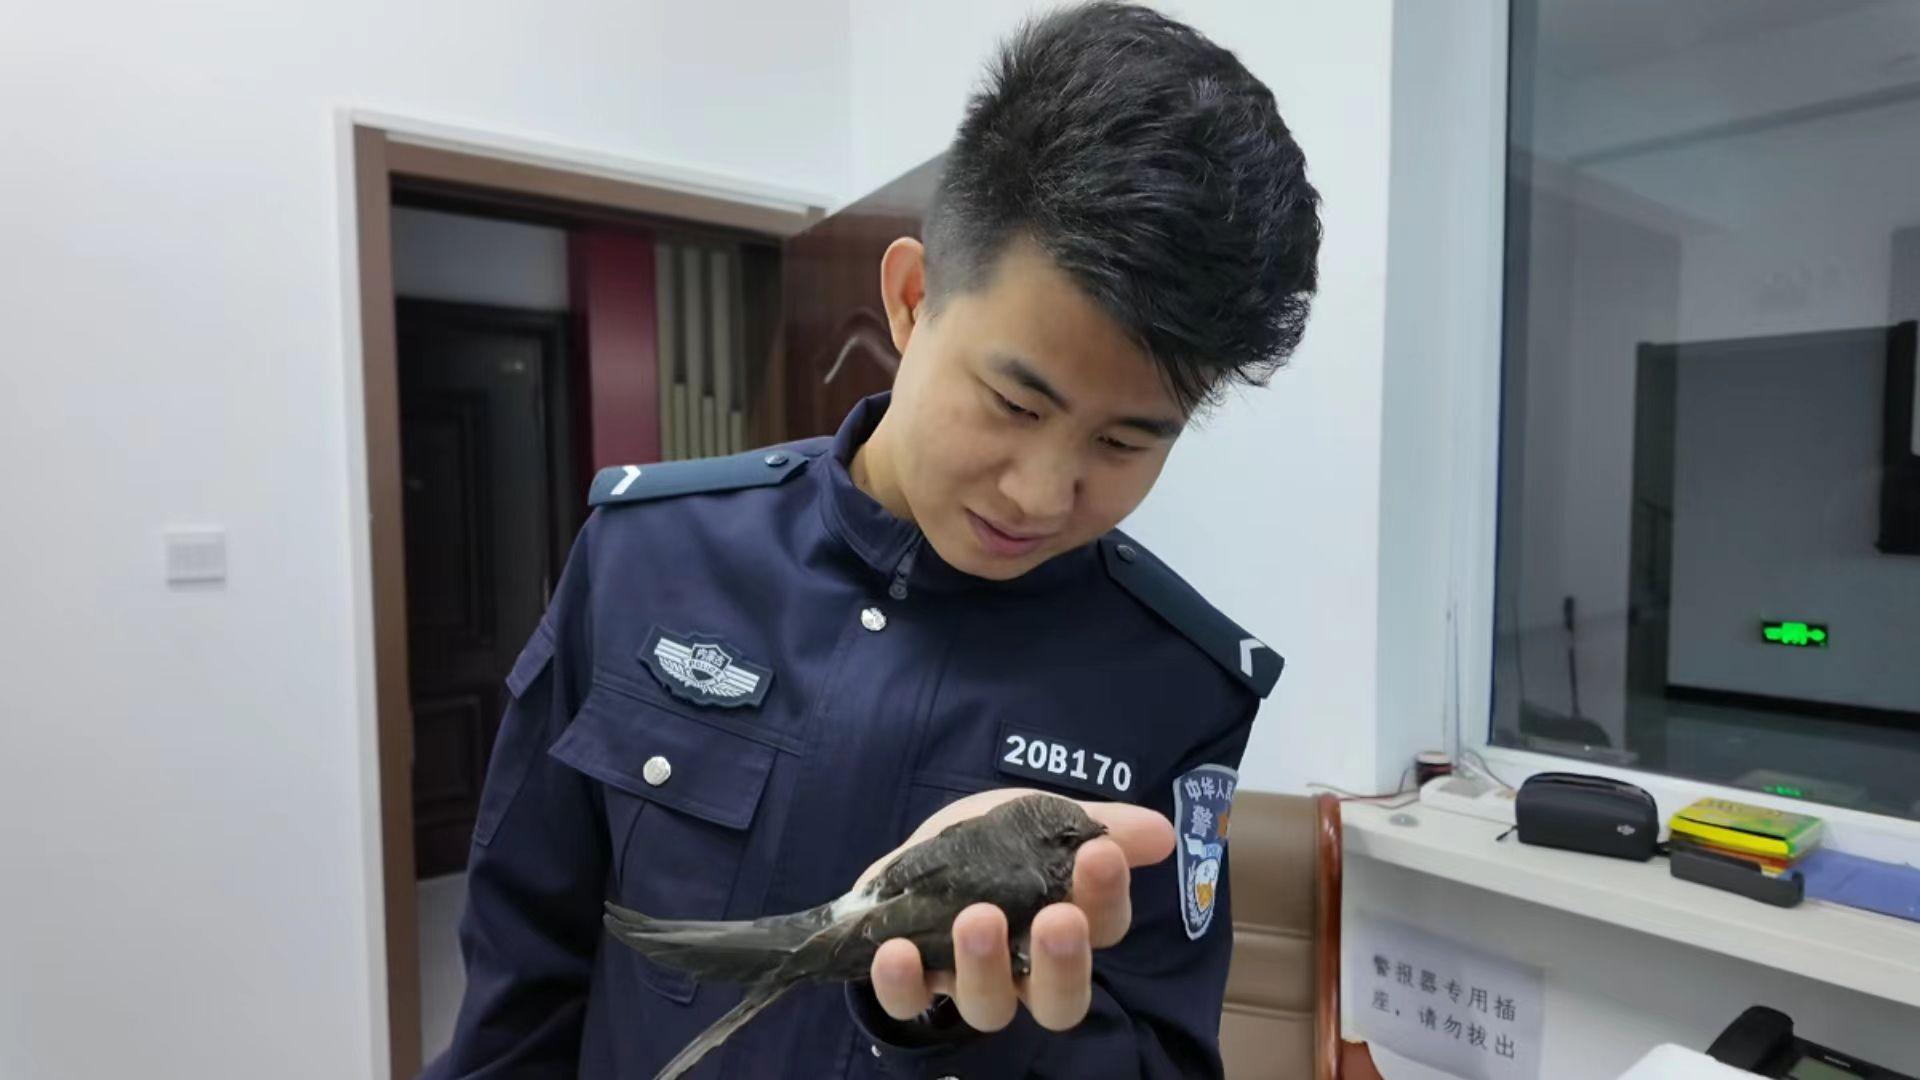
[604,790,1177,1079]
[857,788,1177,1036]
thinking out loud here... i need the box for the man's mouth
[966,511,1051,559]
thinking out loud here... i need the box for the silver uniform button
[764,451,789,467]
[861,607,888,632]
[1116,543,1138,563]
[870,1045,881,1058]
[642,755,672,786]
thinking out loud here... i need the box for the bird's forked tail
[651,981,789,1080]
[603,900,829,984]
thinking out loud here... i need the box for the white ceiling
[1536,0,1898,79]
[1525,0,1920,237]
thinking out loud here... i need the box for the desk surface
[1343,800,1920,1011]
[1615,1045,1754,1079]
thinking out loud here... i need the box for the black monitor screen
[1790,1055,1865,1080]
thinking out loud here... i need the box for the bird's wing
[871,833,965,900]
[604,901,833,984]
[806,885,960,974]
[851,886,957,944]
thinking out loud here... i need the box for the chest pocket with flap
[548,682,778,1001]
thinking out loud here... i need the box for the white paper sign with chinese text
[1350,916,1543,1079]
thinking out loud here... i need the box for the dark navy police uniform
[424,394,1282,1079]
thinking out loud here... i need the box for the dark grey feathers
[603,793,1106,1080]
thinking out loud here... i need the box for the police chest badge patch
[1174,763,1238,940]
[639,627,772,709]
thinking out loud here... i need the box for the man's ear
[880,237,928,355]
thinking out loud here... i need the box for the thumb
[1078,801,1175,868]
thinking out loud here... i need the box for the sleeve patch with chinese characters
[1174,764,1238,940]
[993,723,1135,800]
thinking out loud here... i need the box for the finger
[1078,802,1176,868]
[869,938,935,1021]
[950,903,1019,1032]
[1071,837,1135,948]
[1022,903,1092,1031]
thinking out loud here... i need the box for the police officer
[424,4,1320,1077]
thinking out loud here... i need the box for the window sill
[1343,799,1920,1011]
[1467,744,1920,865]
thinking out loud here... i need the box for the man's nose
[997,447,1077,528]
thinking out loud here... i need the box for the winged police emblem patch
[1174,763,1238,940]
[639,627,772,709]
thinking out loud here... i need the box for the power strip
[1419,773,1519,826]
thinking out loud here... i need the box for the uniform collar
[813,393,1096,595]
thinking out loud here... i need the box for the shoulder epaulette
[588,446,815,508]
[1099,531,1283,698]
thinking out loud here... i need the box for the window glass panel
[1494,0,1920,819]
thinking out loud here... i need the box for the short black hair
[925,2,1322,414]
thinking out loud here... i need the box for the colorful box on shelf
[1669,798,1824,862]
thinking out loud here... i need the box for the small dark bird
[604,793,1108,1079]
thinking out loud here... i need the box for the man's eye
[1098,434,1146,453]
[995,392,1038,419]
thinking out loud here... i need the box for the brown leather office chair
[1220,792,1382,1080]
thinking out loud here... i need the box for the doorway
[352,123,938,1077]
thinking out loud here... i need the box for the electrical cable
[1307,767,1420,808]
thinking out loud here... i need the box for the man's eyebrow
[993,355,1182,439]
[995,356,1070,411]
[1115,414,1183,439]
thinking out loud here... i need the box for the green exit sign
[1761,620,1828,647]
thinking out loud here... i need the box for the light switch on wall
[164,528,227,585]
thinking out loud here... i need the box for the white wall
[392,208,570,310]
[0,4,846,1078]
[1375,0,1508,787]
[848,0,1399,795]
[1668,330,1920,712]
[1897,226,1920,323]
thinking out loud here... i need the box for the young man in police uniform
[425,4,1320,1077]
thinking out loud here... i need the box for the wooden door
[398,300,571,879]
[775,156,943,439]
